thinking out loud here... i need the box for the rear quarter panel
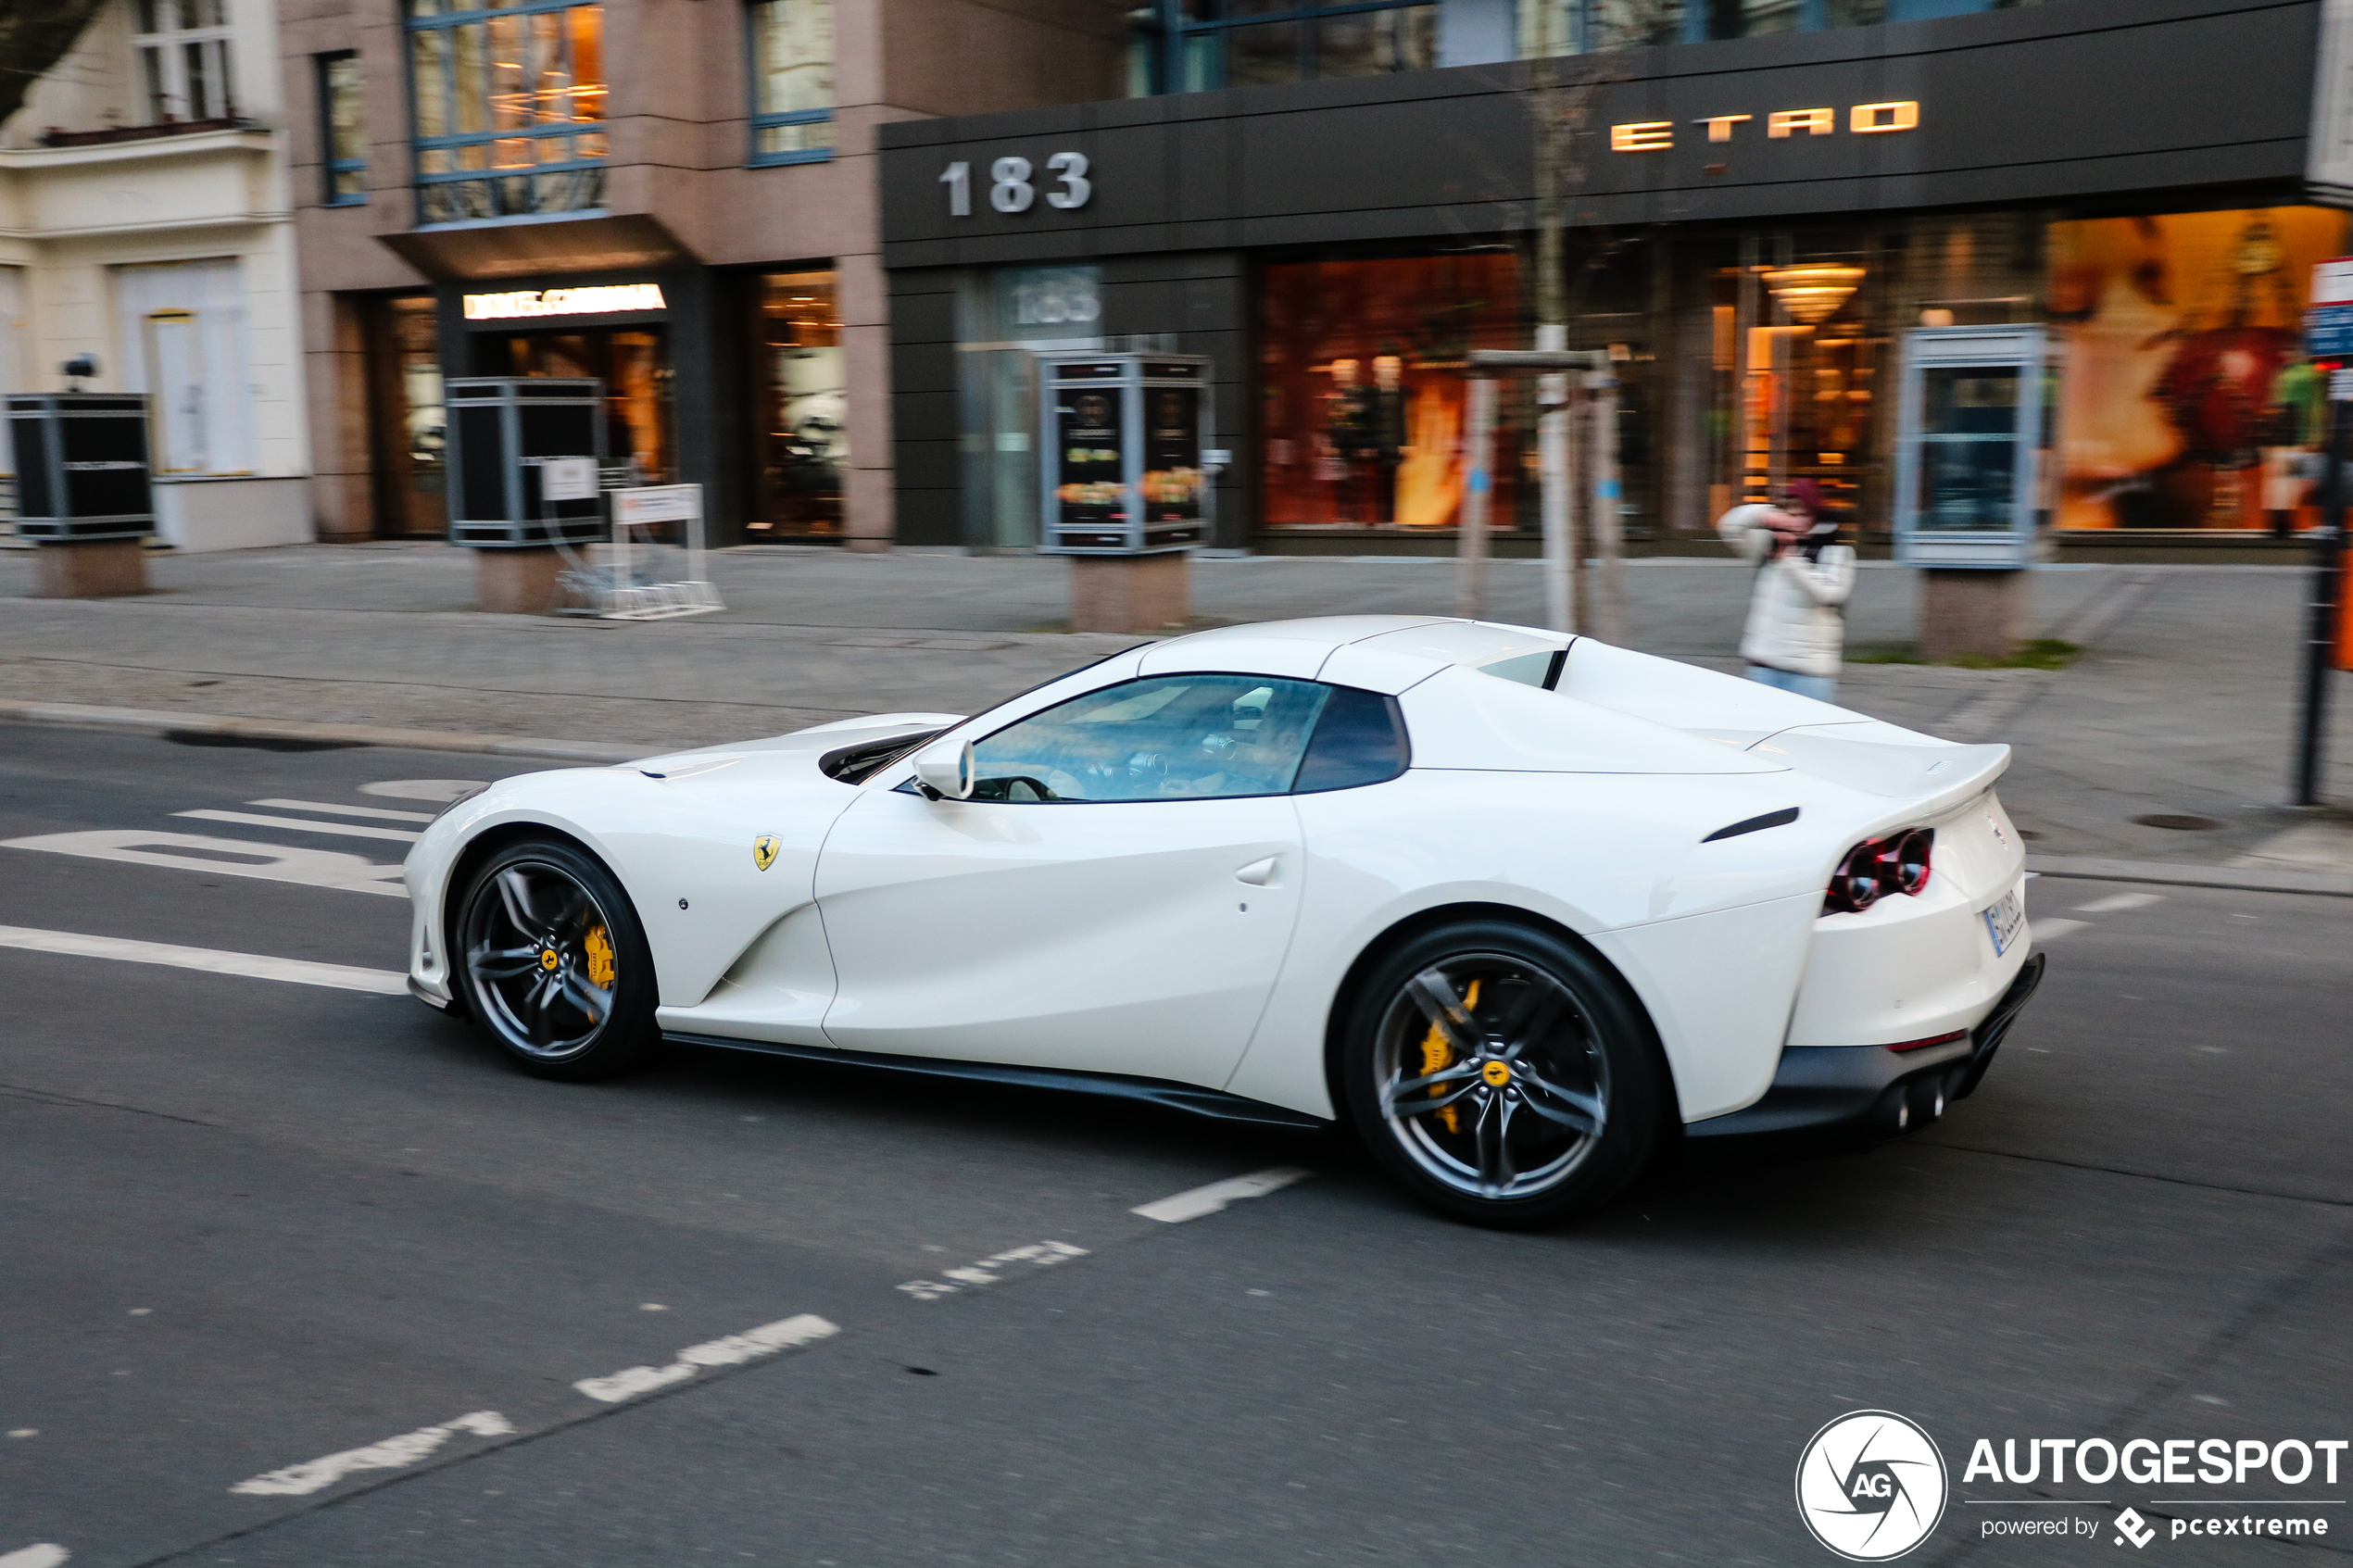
[1222,768,1861,1121]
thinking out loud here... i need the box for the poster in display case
[1038,354,1210,554]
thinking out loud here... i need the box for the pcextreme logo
[1797,1411,1950,1561]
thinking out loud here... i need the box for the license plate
[1982,884,2027,957]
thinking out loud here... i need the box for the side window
[1292,685,1408,793]
[967,675,1329,802]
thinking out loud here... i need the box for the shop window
[747,0,833,166]
[133,0,236,124]
[1151,0,1435,92]
[407,0,606,224]
[2047,207,2351,533]
[317,52,367,206]
[1258,255,1521,532]
[1702,246,1881,531]
[507,327,673,483]
[751,270,846,535]
[367,296,447,536]
[957,266,1103,550]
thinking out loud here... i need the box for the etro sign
[1611,101,1919,152]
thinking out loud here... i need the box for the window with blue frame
[1135,0,2057,90]
[405,0,606,224]
[1140,0,1438,93]
[318,52,367,206]
[748,0,833,165]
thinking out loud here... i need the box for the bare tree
[0,0,108,132]
[1515,1,1676,640]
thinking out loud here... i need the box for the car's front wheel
[455,836,657,1080]
[1339,920,1663,1229]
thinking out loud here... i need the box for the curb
[0,701,645,763]
[2027,854,2353,899]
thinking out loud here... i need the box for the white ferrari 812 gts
[404,617,2043,1227]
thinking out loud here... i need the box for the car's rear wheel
[1339,920,1662,1229]
[455,837,657,1080]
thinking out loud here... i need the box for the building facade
[2,0,311,550]
[282,0,1126,546]
[877,0,2350,558]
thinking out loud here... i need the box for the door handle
[1234,856,1278,886]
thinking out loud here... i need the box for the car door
[812,673,1328,1090]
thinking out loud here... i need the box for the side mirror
[910,736,975,801]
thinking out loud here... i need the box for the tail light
[1824,828,1935,914]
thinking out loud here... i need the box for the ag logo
[752,834,779,872]
[1795,1410,1948,1561]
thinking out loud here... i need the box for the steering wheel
[976,774,1058,803]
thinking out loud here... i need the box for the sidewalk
[2,543,2347,870]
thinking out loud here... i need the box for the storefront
[879,0,2346,557]
[346,266,849,543]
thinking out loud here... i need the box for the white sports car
[404,617,2043,1228]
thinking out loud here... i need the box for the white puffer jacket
[1716,504,1856,678]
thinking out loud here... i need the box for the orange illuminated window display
[2047,207,2352,532]
[1259,256,1522,530]
[1707,258,1880,529]
[506,327,672,485]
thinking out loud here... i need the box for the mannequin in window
[1369,354,1408,524]
[1325,358,1375,522]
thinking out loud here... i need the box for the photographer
[1715,479,1856,702]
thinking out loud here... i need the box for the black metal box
[444,378,607,547]
[7,394,155,542]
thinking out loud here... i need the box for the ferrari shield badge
[752,834,780,872]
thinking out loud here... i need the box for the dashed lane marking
[2073,891,2162,915]
[2030,918,2089,944]
[573,1313,839,1403]
[248,797,437,824]
[0,925,408,995]
[230,1411,515,1498]
[1132,1167,1315,1223]
[898,1241,1089,1301]
[172,809,422,844]
[0,1546,69,1568]
[1,831,406,897]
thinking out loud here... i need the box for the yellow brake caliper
[582,924,616,1008]
[1418,979,1478,1134]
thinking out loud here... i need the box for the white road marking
[2073,892,2161,915]
[173,809,422,844]
[898,1241,1089,1301]
[248,797,436,824]
[0,1546,69,1568]
[360,779,489,803]
[3,830,407,897]
[2030,918,2089,944]
[0,924,407,995]
[573,1313,838,1403]
[230,1411,515,1498]
[1132,1167,1314,1223]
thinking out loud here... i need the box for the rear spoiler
[1748,729,2011,824]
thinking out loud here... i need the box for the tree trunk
[0,0,111,133]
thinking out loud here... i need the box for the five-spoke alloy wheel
[1340,920,1662,1228]
[456,836,656,1079]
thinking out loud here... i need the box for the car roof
[1145,616,1565,689]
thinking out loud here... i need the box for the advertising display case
[443,377,608,548]
[6,394,154,542]
[1894,327,2054,570]
[1037,354,1211,556]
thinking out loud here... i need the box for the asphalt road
[2,721,2348,1568]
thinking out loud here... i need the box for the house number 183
[939,153,1091,217]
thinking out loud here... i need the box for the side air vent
[1701,806,1801,843]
